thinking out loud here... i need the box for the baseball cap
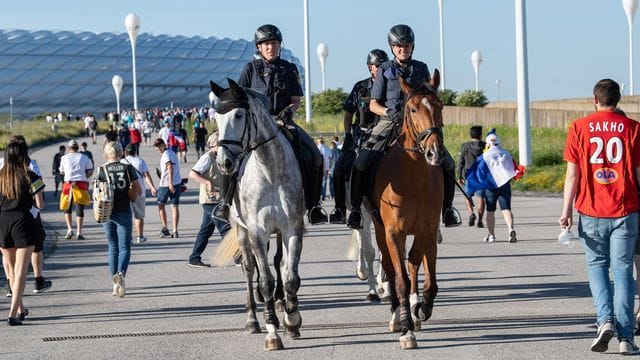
[68,139,78,147]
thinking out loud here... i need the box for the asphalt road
[0,133,622,359]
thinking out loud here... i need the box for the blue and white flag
[465,144,517,193]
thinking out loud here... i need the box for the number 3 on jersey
[589,136,623,164]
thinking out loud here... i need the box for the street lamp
[112,75,123,121]
[623,0,638,95]
[316,43,329,91]
[494,79,501,101]
[471,50,482,91]
[437,0,445,89]
[9,97,13,124]
[303,0,311,124]
[124,13,141,111]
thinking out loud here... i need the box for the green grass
[0,119,87,151]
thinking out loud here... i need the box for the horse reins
[401,90,443,154]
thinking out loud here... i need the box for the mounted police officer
[213,24,327,225]
[346,24,462,229]
[329,49,388,224]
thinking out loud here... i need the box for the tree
[438,89,457,106]
[454,90,488,107]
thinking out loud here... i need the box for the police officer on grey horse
[330,49,389,224]
[213,24,327,225]
[346,24,462,229]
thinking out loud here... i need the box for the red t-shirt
[129,128,142,144]
[564,110,640,217]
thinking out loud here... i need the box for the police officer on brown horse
[347,24,462,229]
[213,24,327,225]
[330,49,389,224]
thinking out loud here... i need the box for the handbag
[93,166,114,223]
[126,169,138,202]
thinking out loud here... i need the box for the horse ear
[210,80,225,97]
[430,69,441,90]
[398,76,411,96]
[227,78,248,101]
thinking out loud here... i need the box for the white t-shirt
[121,155,149,192]
[159,149,181,187]
[158,127,171,145]
[83,115,93,129]
[59,152,93,181]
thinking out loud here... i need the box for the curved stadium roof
[0,29,304,118]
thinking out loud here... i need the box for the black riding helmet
[388,25,415,46]
[254,24,283,45]
[366,49,389,66]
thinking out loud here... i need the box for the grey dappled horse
[210,79,304,351]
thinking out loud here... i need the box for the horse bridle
[402,88,443,154]
[217,101,277,173]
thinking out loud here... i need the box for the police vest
[376,60,431,114]
[249,59,299,115]
[352,78,378,129]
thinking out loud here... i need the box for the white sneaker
[64,230,74,240]
[591,321,614,352]
[620,339,639,355]
[136,236,147,244]
[484,234,496,243]
[112,273,125,298]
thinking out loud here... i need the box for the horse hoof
[366,292,381,302]
[245,321,261,334]
[399,334,417,350]
[389,321,401,333]
[356,270,368,281]
[285,329,301,339]
[264,337,284,351]
[275,299,285,313]
[284,311,302,331]
[418,302,434,321]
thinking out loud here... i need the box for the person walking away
[188,132,231,267]
[88,114,98,144]
[175,122,189,163]
[330,49,388,224]
[212,24,327,225]
[316,137,332,201]
[121,144,157,244]
[194,121,208,158]
[96,142,141,297]
[329,139,340,200]
[129,124,142,156]
[347,24,461,229]
[118,123,130,150]
[457,125,486,227]
[104,125,118,146]
[59,139,93,240]
[142,117,153,147]
[0,140,45,325]
[153,138,182,238]
[51,145,66,197]
[80,142,94,169]
[559,78,640,355]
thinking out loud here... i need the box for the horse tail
[346,230,359,261]
[212,223,240,266]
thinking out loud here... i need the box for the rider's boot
[307,167,328,225]
[212,174,234,221]
[330,168,347,224]
[347,169,366,229]
[442,165,462,227]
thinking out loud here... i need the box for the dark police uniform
[238,57,324,216]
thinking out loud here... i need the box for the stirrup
[329,208,346,224]
[347,210,363,229]
[443,207,462,228]
[308,206,328,225]
[211,202,230,221]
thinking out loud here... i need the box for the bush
[299,88,347,115]
[455,90,488,107]
[439,89,457,106]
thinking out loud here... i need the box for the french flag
[465,146,517,193]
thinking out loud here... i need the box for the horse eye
[410,108,417,114]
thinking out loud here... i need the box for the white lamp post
[515,0,532,166]
[495,79,501,101]
[624,0,638,95]
[9,97,13,125]
[437,0,445,89]
[112,75,123,120]
[471,50,482,91]
[124,13,141,111]
[303,0,311,123]
[316,43,329,91]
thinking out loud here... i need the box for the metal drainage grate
[42,313,593,342]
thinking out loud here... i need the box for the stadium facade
[0,29,304,118]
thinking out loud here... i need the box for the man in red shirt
[559,78,640,355]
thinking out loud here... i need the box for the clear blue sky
[1,0,635,102]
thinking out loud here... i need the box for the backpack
[89,119,97,130]
[93,166,114,223]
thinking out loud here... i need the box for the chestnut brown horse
[366,69,444,349]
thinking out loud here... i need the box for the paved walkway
[0,134,623,359]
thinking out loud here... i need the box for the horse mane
[243,89,278,132]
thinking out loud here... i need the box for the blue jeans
[103,211,133,277]
[189,204,231,263]
[579,213,638,341]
